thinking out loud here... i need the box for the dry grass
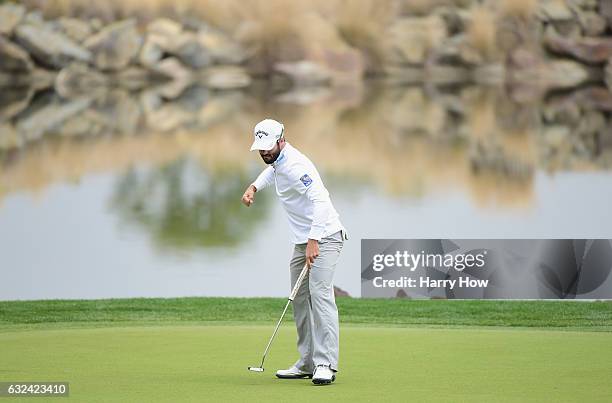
[331,0,397,72]
[498,0,537,20]
[466,5,498,62]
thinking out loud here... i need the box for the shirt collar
[272,143,289,168]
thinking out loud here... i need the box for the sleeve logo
[300,174,313,187]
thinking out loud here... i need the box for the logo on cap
[255,130,269,139]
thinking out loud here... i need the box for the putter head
[248,366,264,372]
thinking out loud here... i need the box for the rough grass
[1,298,611,331]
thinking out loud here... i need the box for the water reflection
[1,81,612,299]
[110,158,270,250]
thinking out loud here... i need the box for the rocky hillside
[2,1,612,90]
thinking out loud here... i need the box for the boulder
[385,15,447,65]
[14,23,91,69]
[333,286,350,297]
[138,38,164,67]
[0,87,33,121]
[606,58,612,91]
[602,1,612,27]
[274,60,331,86]
[172,32,211,69]
[197,28,249,64]
[545,27,612,64]
[0,35,33,72]
[203,65,251,89]
[55,62,109,98]
[578,11,607,36]
[54,17,93,43]
[15,97,92,141]
[150,57,192,83]
[112,67,154,90]
[147,18,182,41]
[84,19,142,71]
[537,0,574,22]
[0,3,25,36]
[544,59,592,88]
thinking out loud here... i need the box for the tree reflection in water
[110,157,270,250]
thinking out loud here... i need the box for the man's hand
[241,185,257,207]
[305,239,319,268]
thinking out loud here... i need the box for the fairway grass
[1,324,611,402]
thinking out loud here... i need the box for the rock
[0,35,33,72]
[396,289,410,298]
[145,18,183,54]
[607,58,612,91]
[15,97,92,141]
[14,23,91,69]
[275,86,331,105]
[578,11,607,36]
[147,18,182,40]
[602,1,612,27]
[0,3,25,36]
[274,60,331,86]
[434,6,466,35]
[55,113,101,138]
[426,64,471,83]
[473,63,505,84]
[55,62,109,98]
[551,19,581,37]
[383,66,425,84]
[112,67,154,90]
[545,27,612,64]
[333,286,350,297]
[29,68,57,91]
[89,18,103,32]
[150,57,192,82]
[89,90,141,134]
[172,32,211,68]
[138,38,163,67]
[197,28,249,64]
[203,65,251,89]
[54,17,93,43]
[385,15,447,65]
[0,87,33,121]
[544,59,592,88]
[23,10,44,26]
[84,19,142,71]
[537,0,574,22]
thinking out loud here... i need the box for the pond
[1,81,612,300]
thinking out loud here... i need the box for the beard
[260,144,281,164]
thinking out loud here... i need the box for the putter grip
[288,264,309,301]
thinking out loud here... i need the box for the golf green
[1,324,611,402]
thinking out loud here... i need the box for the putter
[248,263,310,373]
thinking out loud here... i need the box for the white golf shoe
[275,366,313,379]
[312,364,336,385]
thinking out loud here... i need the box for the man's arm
[241,166,274,207]
[294,167,332,267]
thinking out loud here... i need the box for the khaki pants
[289,230,344,373]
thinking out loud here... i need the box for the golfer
[241,118,346,385]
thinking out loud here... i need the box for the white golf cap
[250,119,284,151]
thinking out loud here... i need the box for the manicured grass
[1,325,611,402]
[1,298,612,331]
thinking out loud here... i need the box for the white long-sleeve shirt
[252,142,344,244]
